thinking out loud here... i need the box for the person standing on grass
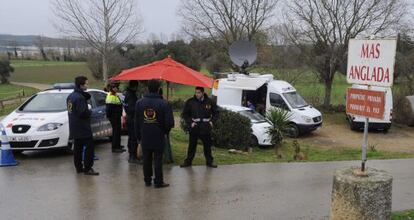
[67,76,99,175]
[106,81,126,153]
[180,87,219,168]
[135,79,174,188]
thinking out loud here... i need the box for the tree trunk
[102,55,108,83]
[41,49,48,61]
[323,78,333,107]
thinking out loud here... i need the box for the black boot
[154,183,170,188]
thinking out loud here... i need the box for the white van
[212,73,323,137]
[346,84,393,131]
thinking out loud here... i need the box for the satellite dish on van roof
[229,40,257,71]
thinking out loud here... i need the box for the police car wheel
[250,136,259,148]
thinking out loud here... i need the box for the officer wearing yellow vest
[106,81,126,153]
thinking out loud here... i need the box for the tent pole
[167,82,170,100]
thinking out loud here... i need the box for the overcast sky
[0,0,182,41]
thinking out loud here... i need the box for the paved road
[1,139,414,220]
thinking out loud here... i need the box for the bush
[212,109,252,150]
[180,108,252,150]
[169,99,185,111]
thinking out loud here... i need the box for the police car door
[89,91,109,137]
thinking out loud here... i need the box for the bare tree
[34,36,49,61]
[53,0,142,82]
[9,40,18,58]
[179,0,278,48]
[283,0,406,107]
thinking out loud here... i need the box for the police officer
[106,81,126,153]
[67,76,99,175]
[180,87,219,168]
[124,80,140,163]
[135,80,174,188]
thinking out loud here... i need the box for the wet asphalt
[1,137,414,220]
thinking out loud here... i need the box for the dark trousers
[74,137,94,171]
[142,148,164,185]
[184,132,213,165]
[163,134,174,163]
[126,116,137,157]
[109,115,122,150]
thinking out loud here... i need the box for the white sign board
[347,39,397,87]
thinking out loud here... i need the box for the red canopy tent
[112,56,214,99]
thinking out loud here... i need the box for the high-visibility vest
[106,93,122,105]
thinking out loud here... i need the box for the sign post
[346,38,397,172]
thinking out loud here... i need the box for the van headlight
[38,123,63,131]
[301,116,312,123]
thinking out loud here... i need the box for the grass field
[392,210,414,220]
[0,84,38,100]
[10,60,103,87]
[169,126,414,166]
[11,60,87,68]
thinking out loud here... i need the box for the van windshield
[283,91,308,109]
[239,110,267,123]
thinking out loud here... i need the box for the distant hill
[0,34,86,47]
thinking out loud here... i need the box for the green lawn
[0,84,38,100]
[10,60,87,68]
[169,126,414,166]
[392,210,414,220]
[0,102,22,116]
[10,60,101,86]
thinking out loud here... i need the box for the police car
[0,83,113,153]
[219,105,272,146]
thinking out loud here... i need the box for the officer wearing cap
[106,81,125,153]
[180,87,219,168]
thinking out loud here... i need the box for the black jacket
[124,88,138,117]
[135,93,175,150]
[67,87,92,139]
[182,94,218,135]
[106,93,123,119]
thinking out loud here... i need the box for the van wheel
[349,121,359,131]
[287,124,300,138]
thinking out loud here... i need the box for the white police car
[219,105,272,146]
[0,83,113,153]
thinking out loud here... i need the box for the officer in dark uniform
[180,87,219,168]
[106,81,126,153]
[124,80,140,163]
[67,76,99,175]
[135,80,174,188]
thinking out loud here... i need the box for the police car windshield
[19,93,70,112]
[283,91,308,109]
[239,110,267,123]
